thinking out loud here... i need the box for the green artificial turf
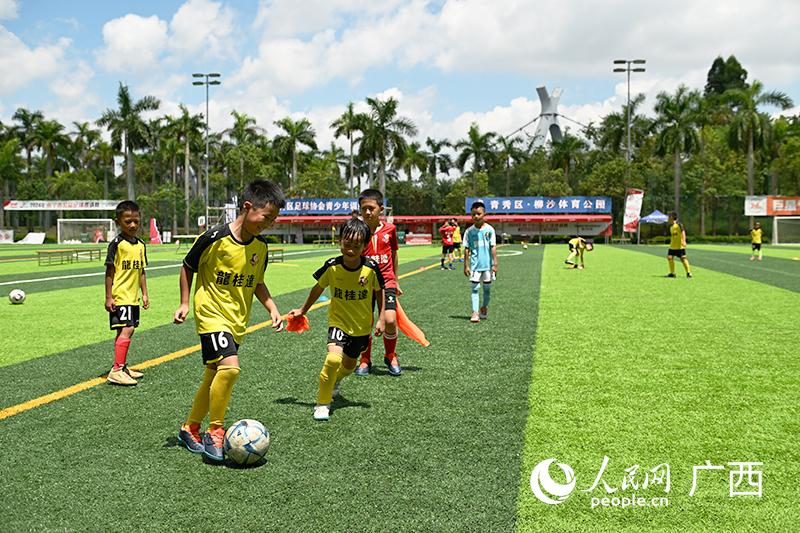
[516,244,800,532]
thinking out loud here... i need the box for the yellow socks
[208,365,240,429]
[318,352,342,405]
[683,260,691,274]
[668,259,675,275]
[336,360,356,380]
[187,366,216,426]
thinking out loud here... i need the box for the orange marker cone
[396,300,430,347]
[286,313,310,333]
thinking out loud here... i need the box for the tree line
[1,55,799,235]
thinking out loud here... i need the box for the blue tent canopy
[639,209,669,224]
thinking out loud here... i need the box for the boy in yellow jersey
[565,236,593,268]
[666,211,692,278]
[290,218,386,420]
[173,178,286,461]
[749,222,764,260]
[451,218,464,262]
[104,201,149,386]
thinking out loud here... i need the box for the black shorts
[327,327,371,359]
[372,287,397,312]
[569,244,577,252]
[110,305,140,329]
[668,248,686,258]
[442,244,454,254]
[752,243,761,251]
[453,242,461,250]
[200,331,240,365]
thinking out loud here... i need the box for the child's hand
[270,309,284,332]
[173,304,189,324]
[464,266,470,277]
[141,294,150,310]
[105,297,116,313]
[395,283,402,296]
[374,319,385,337]
[288,309,304,318]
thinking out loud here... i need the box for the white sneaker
[332,379,342,398]
[313,404,330,420]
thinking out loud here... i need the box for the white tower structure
[532,85,563,146]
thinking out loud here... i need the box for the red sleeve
[389,226,398,251]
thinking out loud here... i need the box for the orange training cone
[396,300,430,347]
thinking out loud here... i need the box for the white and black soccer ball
[8,289,26,304]
[224,419,270,465]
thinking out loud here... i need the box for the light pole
[613,59,645,238]
[192,73,221,226]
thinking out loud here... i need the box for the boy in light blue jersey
[463,201,498,322]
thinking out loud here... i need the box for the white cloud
[96,14,168,74]
[0,0,18,20]
[168,0,235,59]
[0,27,70,94]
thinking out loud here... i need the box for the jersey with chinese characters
[669,221,685,250]
[313,256,385,337]
[452,225,462,244]
[464,223,496,272]
[105,235,148,306]
[749,228,763,244]
[363,221,398,289]
[439,225,455,246]
[183,224,269,344]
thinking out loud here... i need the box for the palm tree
[223,110,265,188]
[549,132,587,189]
[90,140,120,200]
[167,104,205,229]
[29,119,69,181]
[0,138,24,229]
[331,102,368,196]
[273,117,317,190]
[96,82,160,200]
[455,123,496,194]
[394,141,428,183]
[70,121,101,170]
[11,108,44,177]
[725,80,794,215]
[597,93,651,156]
[360,97,418,196]
[496,135,525,196]
[653,84,703,215]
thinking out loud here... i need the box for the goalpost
[772,216,800,245]
[57,218,116,244]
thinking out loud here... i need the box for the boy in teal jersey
[463,201,498,322]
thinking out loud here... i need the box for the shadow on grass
[275,396,371,413]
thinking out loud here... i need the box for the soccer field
[0,242,798,532]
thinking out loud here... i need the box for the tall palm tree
[96,82,160,200]
[549,132,587,189]
[70,121,101,170]
[360,97,418,196]
[223,110,265,188]
[29,119,69,181]
[11,108,44,176]
[496,135,525,196]
[331,102,368,196]
[455,123,496,194]
[89,140,120,200]
[273,117,317,190]
[725,80,794,210]
[394,141,428,183]
[167,104,205,229]
[654,84,703,215]
[597,93,652,156]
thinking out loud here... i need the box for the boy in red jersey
[439,220,456,270]
[354,188,403,376]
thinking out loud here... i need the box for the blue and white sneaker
[354,361,371,376]
[314,404,330,420]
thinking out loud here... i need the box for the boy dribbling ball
[104,201,149,386]
[173,178,286,461]
[289,218,386,421]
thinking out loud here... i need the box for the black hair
[358,188,384,206]
[116,200,140,220]
[668,210,678,220]
[470,201,486,212]
[242,178,287,210]
[339,217,372,246]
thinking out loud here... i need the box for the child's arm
[105,265,116,312]
[289,283,325,318]
[491,246,498,275]
[392,248,401,295]
[173,265,194,324]
[681,229,687,249]
[463,247,471,277]
[140,270,149,310]
[374,288,385,337]
[255,282,284,332]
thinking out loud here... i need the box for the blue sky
[2,0,799,155]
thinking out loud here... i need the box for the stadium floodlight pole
[192,73,221,226]
[613,59,645,237]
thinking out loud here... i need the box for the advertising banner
[623,189,644,232]
[284,199,362,215]
[4,200,119,211]
[466,196,611,214]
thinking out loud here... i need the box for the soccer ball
[224,419,270,465]
[523,244,528,249]
[9,289,26,304]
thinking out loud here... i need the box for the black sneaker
[178,424,204,454]
[665,273,676,278]
[384,353,402,376]
[565,260,574,265]
[203,428,225,461]
[687,273,692,278]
